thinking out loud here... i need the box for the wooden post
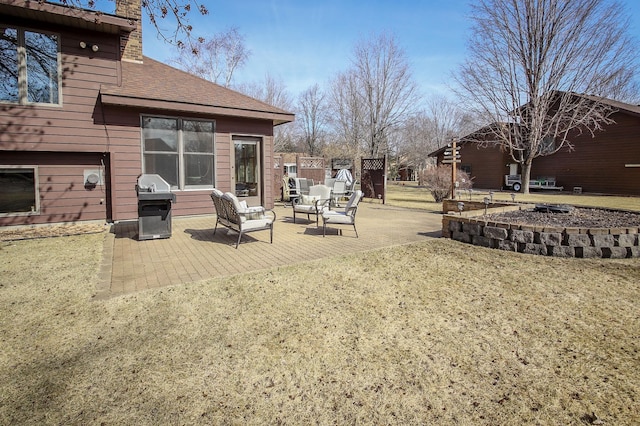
[383,154,387,204]
[451,138,457,199]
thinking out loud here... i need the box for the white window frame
[0,165,40,216]
[0,25,62,106]
[141,115,216,191]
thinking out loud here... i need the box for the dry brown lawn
[1,226,639,424]
[385,181,640,212]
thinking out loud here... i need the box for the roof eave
[100,93,295,125]
[0,0,137,34]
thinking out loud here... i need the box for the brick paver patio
[96,201,443,298]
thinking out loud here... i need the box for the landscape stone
[588,228,609,236]
[522,243,547,256]
[510,229,534,243]
[542,226,564,233]
[576,247,603,258]
[472,235,493,248]
[608,228,627,235]
[602,247,628,259]
[565,234,592,247]
[444,205,640,260]
[536,232,562,246]
[497,240,518,251]
[617,233,637,247]
[483,226,508,240]
[452,231,471,243]
[550,246,575,258]
[463,222,483,236]
[591,234,615,247]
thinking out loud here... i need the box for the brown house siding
[531,112,640,194]
[0,151,108,226]
[1,6,291,227]
[437,143,508,190]
[0,22,120,225]
[463,143,508,189]
[436,111,640,195]
[98,106,278,221]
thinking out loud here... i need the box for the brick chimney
[116,0,143,63]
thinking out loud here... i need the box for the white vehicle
[505,175,564,192]
[283,163,297,178]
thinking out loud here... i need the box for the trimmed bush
[420,165,472,202]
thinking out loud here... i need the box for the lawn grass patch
[385,181,640,212]
[1,233,639,424]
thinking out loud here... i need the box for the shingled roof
[100,57,294,125]
[428,93,640,157]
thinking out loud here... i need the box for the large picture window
[0,26,60,105]
[0,167,39,215]
[142,116,215,190]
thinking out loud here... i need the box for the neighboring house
[0,0,294,227]
[429,96,640,195]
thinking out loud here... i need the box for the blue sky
[119,1,640,99]
[142,0,473,97]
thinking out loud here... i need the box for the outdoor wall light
[79,41,99,52]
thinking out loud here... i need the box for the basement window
[0,26,60,105]
[0,167,40,215]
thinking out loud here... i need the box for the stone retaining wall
[442,204,640,259]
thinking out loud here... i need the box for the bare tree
[170,27,249,87]
[352,33,420,157]
[454,0,638,193]
[328,70,366,157]
[391,96,477,183]
[393,113,439,182]
[55,0,208,49]
[426,95,479,149]
[235,74,293,111]
[329,34,420,158]
[235,74,295,152]
[296,84,328,156]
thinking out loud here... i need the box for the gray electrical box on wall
[83,169,103,185]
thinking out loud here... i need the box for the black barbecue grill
[136,174,176,240]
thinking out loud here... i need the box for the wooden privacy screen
[299,156,325,183]
[361,157,386,203]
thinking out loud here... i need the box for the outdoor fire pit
[533,204,574,214]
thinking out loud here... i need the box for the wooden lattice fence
[361,157,387,203]
[299,156,325,183]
